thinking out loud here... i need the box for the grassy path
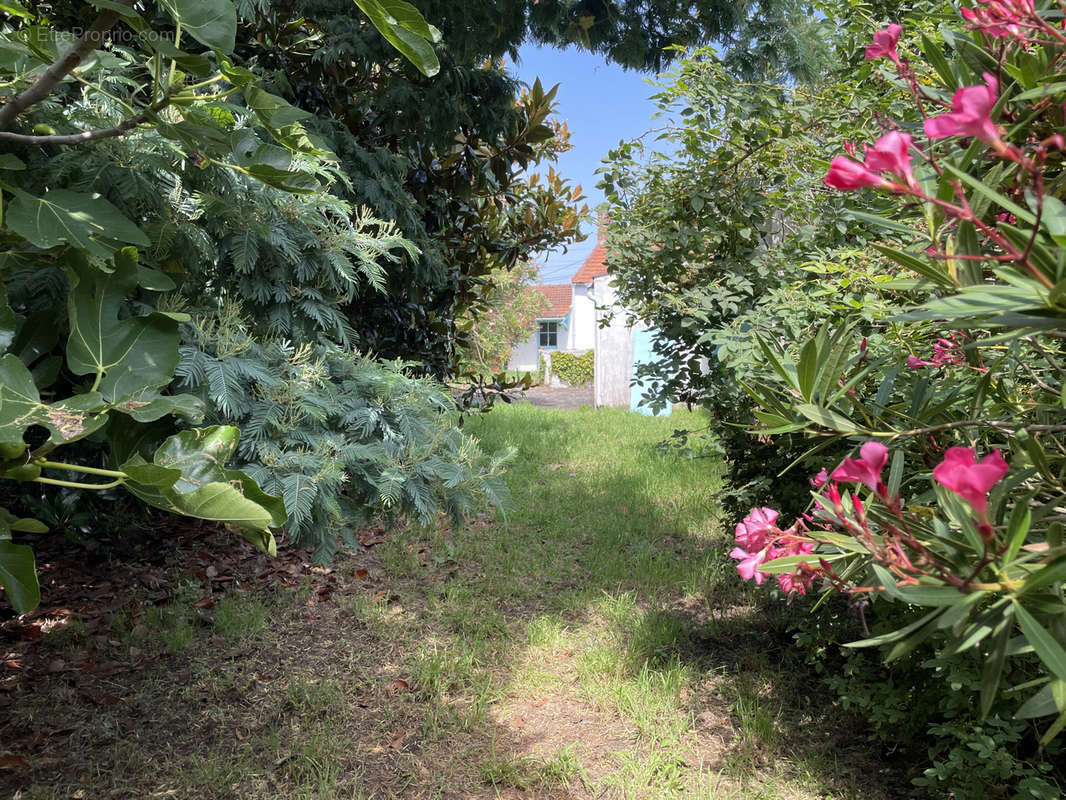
[3,404,891,799]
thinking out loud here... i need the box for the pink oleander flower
[777,570,807,595]
[730,544,776,584]
[924,73,1001,146]
[780,561,824,595]
[961,0,1034,40]
[774,539,817,594]
[931,337,964,366]
[734,506,779,551]
[865,24,902,62]
[809,468,829,488]
[863,132,919,190]
[832,441,889,493]
[821,481,843,510]
[823,157,887,190]
[933,447,1009,513]
[910,337,964,368]
[824,132,918,192]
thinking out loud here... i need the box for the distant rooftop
[571,213,610,284]
[535,284,572,318]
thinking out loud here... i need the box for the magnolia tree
[736,2,1066,745]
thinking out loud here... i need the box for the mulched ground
[0,519,362,726]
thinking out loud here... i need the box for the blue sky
[509,43,665,284]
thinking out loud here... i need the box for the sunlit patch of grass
[477,742,588,791]
[11,403,894,800]
[380,530,421,577]
[213,591,274,643]
[285,676,346,715]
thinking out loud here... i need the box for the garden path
[0,405,895,799]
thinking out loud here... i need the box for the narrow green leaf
[844,608,944,648]
[1014,601,1066,681]
[1013,82,1066,101]
[872,244,955,287]
[795,404,859,433]
[847,210,919,236]
[943,163,1036,225]
[1016,680,1066,718]
[921,33,957,88]
[758,552,846,574]
[1018,557,1066,598]
[981,615,1012,718]
[797,338,817,401]
[1004,500,1032,564]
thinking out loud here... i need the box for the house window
[539,321,558,349]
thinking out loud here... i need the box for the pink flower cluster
[924,73,1002,146]
[731,443,1011,591]
[729,507,818,594]
[933,447,1009,513]
[823,131,918,191]
[865,23,902,63]
[827,24,1011,196]
[907,335,965,368]
[961,0,1036,40]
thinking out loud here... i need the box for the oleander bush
[603,0,1066,793]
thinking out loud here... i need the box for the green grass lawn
[2,403,894,799]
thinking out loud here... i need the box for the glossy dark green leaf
[122,426,285,551]
[354,0,441,77]
[65,254,181,400]
[0,354,107,446]
[0,286,14,356]
[0,540,39,614]
[111,392,206,423]
[144,36,211,76]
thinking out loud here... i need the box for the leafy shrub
[0,0,499,612]
[602,0,1066,792]
[548,351,594,386]
[178,305,511,561]
[599,36,905,514]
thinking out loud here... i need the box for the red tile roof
[571,213,610,284]
[535,284,572,318]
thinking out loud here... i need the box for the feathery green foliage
[179,304,511,561]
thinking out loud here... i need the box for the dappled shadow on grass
[2,404,901,799]
[460,404,901,798]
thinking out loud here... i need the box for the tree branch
[0,112,149,145]
[0,3,132,130]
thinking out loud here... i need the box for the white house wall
[592,274,646,407]
[568,284,596,350]
[509,333,540,372]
